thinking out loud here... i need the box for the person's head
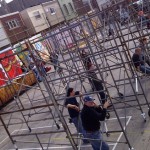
[135,48,141,55]
[81,49,85,54]
[87,61,92,67]
[81,48,88,55]
[83,96,95,107]
[67,88,75,97]
[139,37,147,44]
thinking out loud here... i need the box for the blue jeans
[86,130,109,150]
[72,116,88,143]
[40,66,47,75]
[33,68,42,81]
[140,65,150,74]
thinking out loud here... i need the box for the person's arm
[66,104,80,112]
[75,91,82,97]
[91,107,106,121]
[65,97,80,111]
[94,104,103,112]
[92,101,109,121]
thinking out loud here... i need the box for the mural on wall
[0,65,7,86]
[15,43,30,68]
[0,49,22,86]
[32,36,50,61]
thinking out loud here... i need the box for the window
[63,4,69,15]
[33,11,41,20]
[68,3,74,12]
[7,19,20,30]
[47,8,56,15]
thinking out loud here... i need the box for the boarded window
[49,8,56,15]
[46,7,56,15]
[33,11,41,19]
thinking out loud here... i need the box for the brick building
[0,12,27,48]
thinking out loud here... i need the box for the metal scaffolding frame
[0,0,150,149]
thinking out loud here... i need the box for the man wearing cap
[81,96,110,150]
[65,88,89,143]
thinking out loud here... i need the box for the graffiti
[0,49,22,86]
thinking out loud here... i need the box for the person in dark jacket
[27,55,42,82]
[87,62,107,104]
[108,28,114,37]
[81,96,110,150]
[132,48,150,74]
[146,15,150,29]
[138,37,150,66]
[50,52,62,73]
[65,88,89,143]
[80,49,92,70]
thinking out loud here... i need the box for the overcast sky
[5,0,13,3]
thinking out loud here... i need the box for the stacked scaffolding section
[0,0,150,150]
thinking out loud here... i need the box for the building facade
[20,5,50,36]
[0,0,53,15]
[0,12,27,48]
[20,1,65,36]
[42,1,65,26]
[57,0,77,20]
[0,21,10,48]
[72,0,91,16]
